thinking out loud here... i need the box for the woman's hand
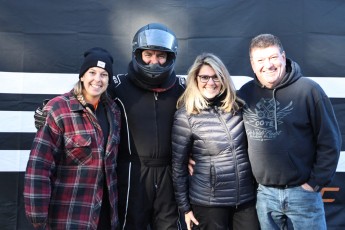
[185,211,199,230]
[188,158,196,176]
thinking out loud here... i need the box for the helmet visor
[135,29,177,53]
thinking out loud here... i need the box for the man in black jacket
[238,34,341,229]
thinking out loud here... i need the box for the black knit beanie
[79,47,114,83]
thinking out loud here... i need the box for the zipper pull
[154,92,158,100]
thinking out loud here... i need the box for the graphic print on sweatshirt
[243,98,293,141]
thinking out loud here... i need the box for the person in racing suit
[107,23,185,230]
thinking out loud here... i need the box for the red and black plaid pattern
[24,90,121,229]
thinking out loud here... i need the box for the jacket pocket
[64,134,92,165]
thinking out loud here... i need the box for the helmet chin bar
[144,63,165,78]
[132,54,175,86]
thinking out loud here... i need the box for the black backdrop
[0,0,344,229]
[1,0,345,77]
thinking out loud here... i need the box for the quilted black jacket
[172,105,256,214]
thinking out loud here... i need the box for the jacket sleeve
[24,103,61,225]
[171,109,193,214]
[307,89,342,192]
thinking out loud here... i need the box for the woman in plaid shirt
[24,47,121,229]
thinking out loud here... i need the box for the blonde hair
[177,53,242,114]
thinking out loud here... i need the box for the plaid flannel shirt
[24,90,121,229]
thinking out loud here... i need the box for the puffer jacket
[172,105,256,214]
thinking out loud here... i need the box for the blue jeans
[256,184,326,230]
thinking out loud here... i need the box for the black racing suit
[107,63,186,230]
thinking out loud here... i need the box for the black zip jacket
[238,59,341,191]
[172,105,256,214]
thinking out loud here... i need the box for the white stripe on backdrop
[2,71,345,98]
[1,71,345,172]
[6,151,343,172]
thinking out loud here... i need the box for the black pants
[191,200,259,230]
[117,162,181,230]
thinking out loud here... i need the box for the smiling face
[250,45,286,89]
[197,64,221,99]
[80,67,109,103]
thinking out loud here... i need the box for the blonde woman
[172,53,259,230]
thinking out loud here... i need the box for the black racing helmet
[132,23,178,83]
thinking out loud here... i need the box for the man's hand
[34,99,50,130]
[301,183,315,192]
[188,158,195,176]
